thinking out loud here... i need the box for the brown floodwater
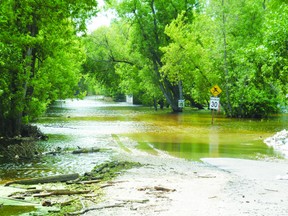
[0,96,287,215]
[1,96,287,179]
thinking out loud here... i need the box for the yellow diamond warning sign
[210,85,222,96]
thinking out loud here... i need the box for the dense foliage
[0,0,97,137]
[83,0,198,111]
[1,0,287,137]
[83,0,287,117]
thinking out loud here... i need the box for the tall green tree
[261,1,288,105]
[210,0,285,117]
[82,25,126,99]
[161,0,285,117]
[161,11,216,108]
[84,0,286,117]
[106,0,197,112]
[82,22,164,106]
[0,0,97,137]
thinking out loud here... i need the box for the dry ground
[83,144,288,216]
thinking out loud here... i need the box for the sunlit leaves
[161,11,217,105]
[0,0,98,136]
[263,2,288,86]
[160,0,286,116]
[84,0,286,116]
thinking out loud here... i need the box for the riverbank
[1,149,287,216]
[82,144,288,216]
[1,135,288,215]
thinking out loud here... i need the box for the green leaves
[82,0,286,116]
[160,0,286,116]
[0,0,98,136]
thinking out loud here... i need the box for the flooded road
[0,96,287,182]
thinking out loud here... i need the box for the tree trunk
[4,174,79,186]
[0,15,39,138]
[222,0,232,116]
[161,78,182,112]
[147,1,183,113]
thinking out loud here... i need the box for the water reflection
[126,111,286,160]
[209,126,219,157]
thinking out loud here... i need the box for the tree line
[83,0,287,117]
[0,0,287,138]
[0,0,97,137]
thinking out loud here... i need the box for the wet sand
[84,147,288,216]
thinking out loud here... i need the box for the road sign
[210,85,222,96]
[209,97,220,110]
[178,99,185,108]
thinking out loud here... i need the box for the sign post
[210,85,222,124]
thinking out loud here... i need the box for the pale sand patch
[83,150,288,216]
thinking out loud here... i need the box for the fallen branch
[83,193,99,198]
[33,190,91,198]
[197,174,216,178]
[117,199,149,204]
[154,186,176,192]
[78,180,101,185]
[138,186,176,192]
[84,180,126,189]
[5,174,79,186]
[72,147,100,154]
[100,183,114,189]
[67,203,125,215]
[264,188,278,192]
[60,198,78,206]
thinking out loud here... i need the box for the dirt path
[83,144,288,216]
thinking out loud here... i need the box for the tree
[0,0,97,137]
[161,11,216,109]
[106,0,197,112]
[202,0,283,117]
[83,22,164,106]
[261,1,288,106]
[160,0,286,117]
[84,0,286,117]
[82,25,125,99]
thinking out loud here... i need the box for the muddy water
[0,96,287,181]
[130,112,287,160]
[0,96,287,215]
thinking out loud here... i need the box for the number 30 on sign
[209,97,220,110]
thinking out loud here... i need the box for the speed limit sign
[209,97,220,110]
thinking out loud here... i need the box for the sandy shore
[83,143,288,216]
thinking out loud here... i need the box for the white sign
[178,99,185,108]
[209,97,220,110]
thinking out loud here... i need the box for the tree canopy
[1,0,287,138]
[0,0,97,137]
[83,0,287,117]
